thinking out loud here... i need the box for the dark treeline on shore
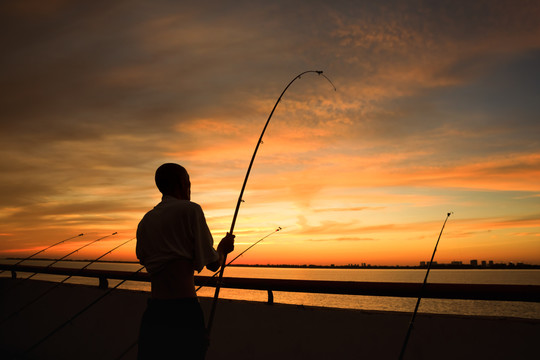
[3,258,540,269]
[229,263,540,270]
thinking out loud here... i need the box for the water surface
[2,260,539,319]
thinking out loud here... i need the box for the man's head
[155,163,191,200]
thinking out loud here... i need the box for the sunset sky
[1,0,539,266]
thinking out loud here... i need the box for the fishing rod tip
[112,232,118,235]
[317,72,337,91]
[78,233,84,236]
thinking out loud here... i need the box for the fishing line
[398,212,453,360]
[20,264,146,358]
[3,232,117,294]
[197,227,281,291]
[1,237,135,324]
[207,70,336,337]
[0,233,84,275]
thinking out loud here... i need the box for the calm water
[2,260,540,319]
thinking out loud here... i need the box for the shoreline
[3,258,540,269]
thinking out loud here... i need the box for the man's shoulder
[160,198,203,214]
[138,199,203,228]
[170,199,201,209]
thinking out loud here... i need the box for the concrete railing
[2,263,539,303]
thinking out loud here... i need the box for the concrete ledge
[1,279,539,359]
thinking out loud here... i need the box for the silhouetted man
[136,163,234,359]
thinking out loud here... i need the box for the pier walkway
[1,266,539,359]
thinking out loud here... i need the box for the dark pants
[138,298,206,360]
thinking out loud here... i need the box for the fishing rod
[21,264,146,358]
[4,232,117,293]
[206,70,336,337]
[0,233,84,275]
[1,237,135,324]
[398,212,453,360]
[196,227,281,292]
[115,227,283,360]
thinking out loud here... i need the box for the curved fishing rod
[207,70,336,336]
[4,232,117,293]
[398,212,453,360]
[1,237,135,324]
[0,233,84,275]
[196,227,281,292]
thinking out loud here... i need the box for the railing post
[267,289,274,305]
[11,271,16,279]
[99,277,109,289]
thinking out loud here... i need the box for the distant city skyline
[3,256,538,269]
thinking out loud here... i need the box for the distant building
[489,260,494,266]
[470,260,478,267]
[420,261,426,267]
[451,261,463,265]
[481,260,487,267]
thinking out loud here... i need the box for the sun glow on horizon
[1,1,539,266]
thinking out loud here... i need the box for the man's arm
[206,233,235,272]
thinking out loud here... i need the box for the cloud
[309,237,377,242]
[459,214,540,231]
[1,1,539,263]
[314,206,385,213]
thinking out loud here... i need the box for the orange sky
[1,0,539,266]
